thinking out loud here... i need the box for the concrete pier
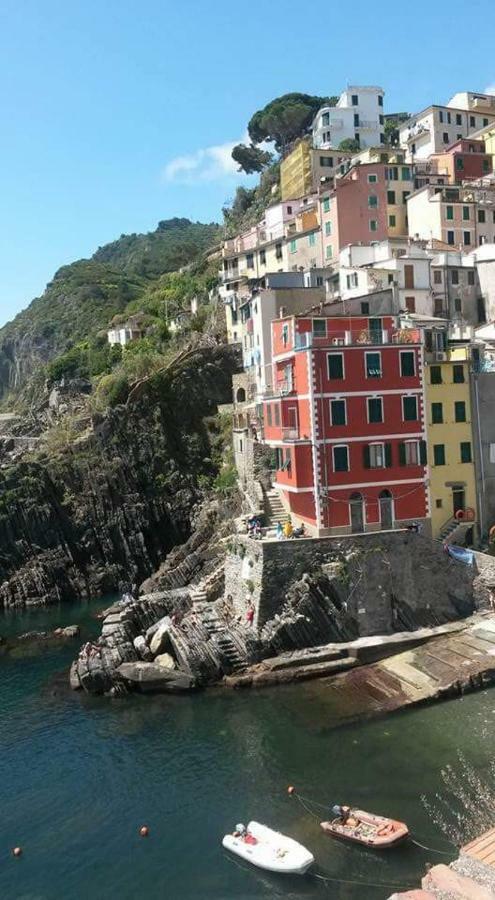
[390,828,495,898]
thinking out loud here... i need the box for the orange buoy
[12,847,22,857]
[287,785,295,795]
[139,826,149,837]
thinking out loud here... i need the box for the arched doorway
[236,387,246,403]
[379,489,394,530]
[349,492,364,533]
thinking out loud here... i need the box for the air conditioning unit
[332,337,345,345]
[434,351,447,361]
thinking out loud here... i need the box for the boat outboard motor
[332,805,343,818]
[236,823,246,835]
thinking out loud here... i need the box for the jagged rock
[116,662,195,693]
[133,635,154,661]
[154,653,175,669]
[149,617,172,656]
[58,625,80,638]
[69,661,81,690]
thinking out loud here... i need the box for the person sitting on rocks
[276,522,283,540]
[283,519,293,539]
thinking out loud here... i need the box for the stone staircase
[264,488,286,527]
[189,563,225,605]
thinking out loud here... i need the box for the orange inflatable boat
[320,808,409,849]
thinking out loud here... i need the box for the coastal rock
[69,661,81,690]
[58,625,80,638]
[133,635,154,661]
[154,652,175,669]
[149,618,172,656]
[116,662,195,693]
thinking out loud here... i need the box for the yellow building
[425,347,477,539]
[280,140,312,200]
[473,123,495,168]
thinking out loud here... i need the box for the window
[330,399,346,426]
[369,219,378,232]
[389,214,396,227]
[308,232,316,247]
[462,206,470,220]
[401,166,411,180]
[274,404,281,427]
[456,113,462,125]
[433,444,446,466]
[354,133,360,144]
[388,273,394,284]
[282,324,289,346]
[470,115,475,128]
[431,402,443,424]
[478,209,486,223]
[400,351,415,377]
[266,405,272,426]
[399,441,420,465]
[403,396,418,421]
[451,269,459,284]
[453,364,465,383]
[439,110,444,123]
[483,159,490,172]
[387,190,396,204]
[368,194,378,208]
[379,114,384,125]
[443,132,449,143]
[333,445,349,472]
[388,166,399,180]
[354,113,360,127]
[259,249,266,265]
[289,239,297,254]
[322,112,330,126]
[369,443,385,468]
[468,270,475,285]
[484,117,489,127]
[430,365,442,384]
[447,230,455,245]
[322,197,330,213]
[405,296,415,312]
[365,351,381,378]
[456,157,464,170]
[380,133,385,144]
[378,95,383,106]
[460,442,472,463]
[454,296,462,313]
[246,253,254,269]
[463,231,471,245]
[367,397,383,423]
[368,173,378,183]
[447,112,451,124]
[325,221,332,236]
[320,156,333,167]
[351,94,358,106]
[402,190,410,203]
[361,301,370,314]
[446,205,454,220]
[275,242,283,260]
[433,270,442,284]
[455,401,466,422]
[312,319,326,336]
[327,353,344,379]
[325,245,333,259]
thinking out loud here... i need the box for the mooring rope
[409,835,453,855]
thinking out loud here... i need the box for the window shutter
[419,440,427,465]
[385,443,392,467]
[398,442,406,466]
[363,445,371,469]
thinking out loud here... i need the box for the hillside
[0,218,221,404]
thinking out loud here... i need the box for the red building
[430,138,492,184]
[263,313,429,535]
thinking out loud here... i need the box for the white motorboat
[222,821,314,875]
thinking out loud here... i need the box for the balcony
[358,120,377,130]
[264,379,295,397]
[281,426,300,440]
[294,328,421,349]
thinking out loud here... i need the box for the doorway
[379,490,394,530]
[349,492,365,533]
[452,486,465,517]
[369,318,383,344]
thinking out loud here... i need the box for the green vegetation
[231,143,274,175]
[247,92,337,155]
[0,218,222,405]
[223,162,280,237]
[338,138,361,152]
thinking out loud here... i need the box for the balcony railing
[358,120,377,130]
[294,328,421,349]
[264,379,295,397]
[281,427,300,440]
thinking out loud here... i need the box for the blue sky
[1,0,494,327]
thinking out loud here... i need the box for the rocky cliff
[0,344,239,608]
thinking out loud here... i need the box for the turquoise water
[1,598,494,899]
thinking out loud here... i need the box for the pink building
[320,163,389,264]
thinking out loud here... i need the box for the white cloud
[484,83,495,96]
[162,138,242,184]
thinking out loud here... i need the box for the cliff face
[0,344,238,608]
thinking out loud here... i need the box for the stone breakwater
[71,530,495,696]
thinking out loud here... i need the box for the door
[452,487,465,517]
[369,318,383,345]
[349,493,364,533]
[379,490,394,530]
[404,264,415,289]
[286,406,298,439]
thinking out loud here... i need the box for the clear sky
[1,0,494,327]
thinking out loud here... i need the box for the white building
[400,92,495,160]
[312,85,385,151]
[338,240,433,315]
[107,319,144,347]
[471,243,495,322]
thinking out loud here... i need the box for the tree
[247,93,338,155]
[231,143,273,174]
[338,138,361,152]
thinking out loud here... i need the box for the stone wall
[225,531,490,632]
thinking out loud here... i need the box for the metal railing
[281,427,300,440]
[294,328,421,349]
